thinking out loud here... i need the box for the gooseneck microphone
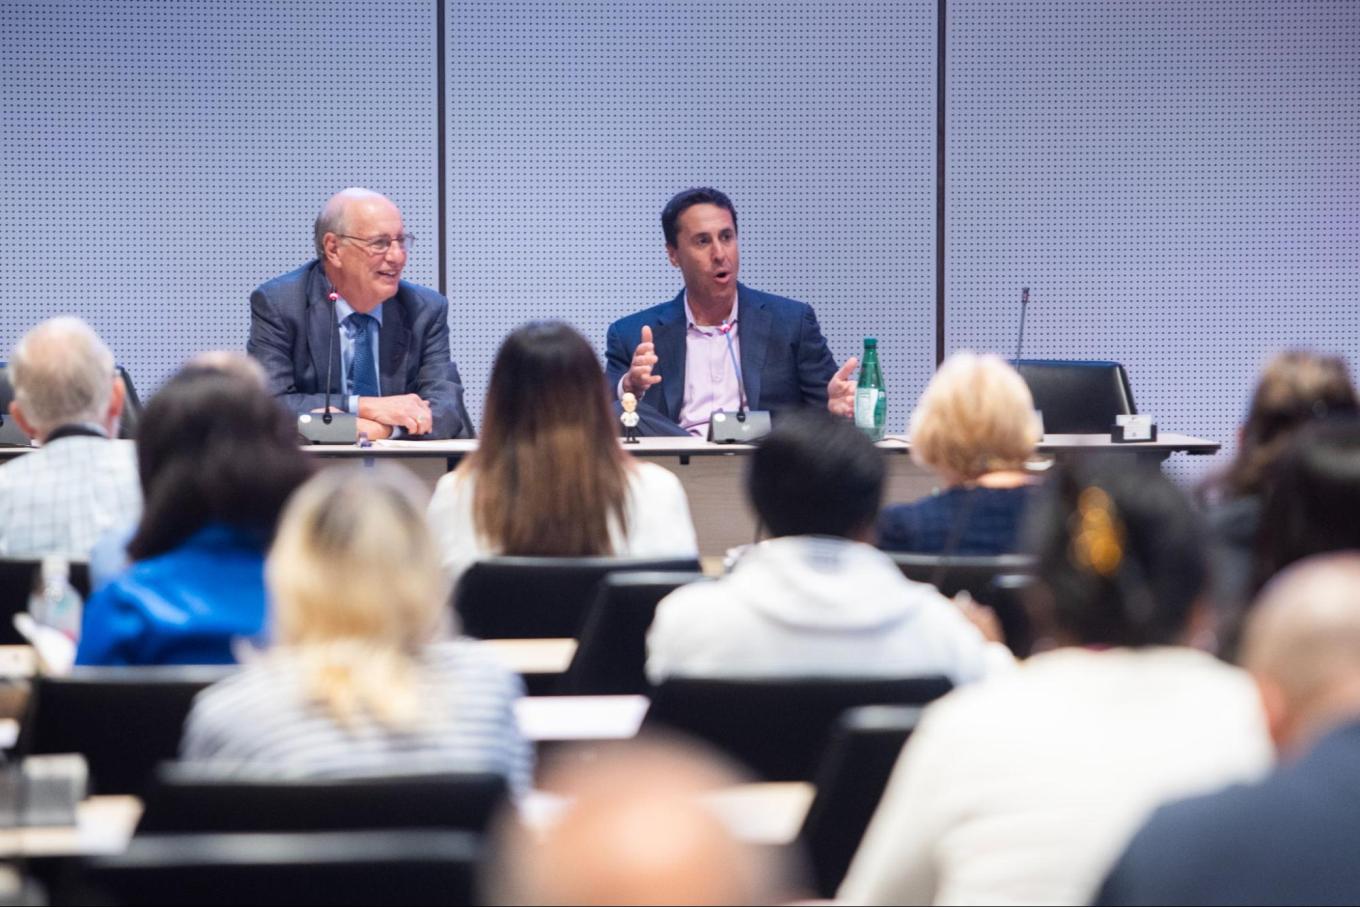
[720,320,749,421]
[298,286,359,444]
[709,319,772,443]
[321,291,339,425]
[1012,287,1030,364]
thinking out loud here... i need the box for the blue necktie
[347,313,380,398]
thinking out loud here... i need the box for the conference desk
[305,433,1221,558]
[0,433,1220,558]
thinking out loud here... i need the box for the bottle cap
[864,337,877,348]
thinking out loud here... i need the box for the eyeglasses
[335,233,416,255]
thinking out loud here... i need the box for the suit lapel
[377,291,411,397]
[737,284,771,410]
[305,265,343,396]
[654,292,687,420]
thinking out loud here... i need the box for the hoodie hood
[727,536,939,632]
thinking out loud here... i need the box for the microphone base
[297,412,358,444]
[708,409,772,444]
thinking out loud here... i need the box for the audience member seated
[486,735,796,905]
[646,408,1010,684]
[428,321,697,585]
[87,351,270,590]
[878,352,1041,555]
[180,466,532,793]
[76,367,312,665]
[0,317,140,559]
[1098,554,1360,907]
[1252,418,1360,600]
[1198,351,1357,627]
[838,462,1273,906]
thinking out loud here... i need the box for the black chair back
[560,571,707,695]
[454,556,702,640]
[798,705,924,897]
[643,675,951,781]
[890,553,1038,656]
[0,558,91,645]
[115,365,142,439]
[0,361,141,441]
[138,767,508,836]
[447,359,475,440]
[17,665,236,795]
[1015,359,1135,434]
[83,829,481,906]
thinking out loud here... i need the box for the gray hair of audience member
[486,735,797,906]
[8,316,117,437]
[1241,553,1360,756]
[184,350,267,388]
[313,187,388,259]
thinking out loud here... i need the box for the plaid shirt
[0,436,141,560]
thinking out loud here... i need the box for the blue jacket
[247,260,470,439]
[604,284,838,426]
[76,523,269,666]
[1097,721,1360,906]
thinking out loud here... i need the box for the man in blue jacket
[248,188,468,440]
[1097,553,1360,907]
[606,188,857,437]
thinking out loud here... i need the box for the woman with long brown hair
[428,322,697,583]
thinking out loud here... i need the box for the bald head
[491,738,790,906]
[313,188,408,313]
[184,351,267,388]
[313,188,396,258]
[8,317,122,440]
[1242,553,1360,754]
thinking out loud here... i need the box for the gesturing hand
[827,356,859,418]
[623,325,664,398]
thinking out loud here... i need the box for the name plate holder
[1112,414,1157,443]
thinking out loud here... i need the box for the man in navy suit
[606,188,857,437]
[1097,554,1360,907]
[248,188,468,440]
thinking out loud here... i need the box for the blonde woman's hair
[266,465,452,730]
[910,352,1039,483]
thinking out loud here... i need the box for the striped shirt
[0,436,141,559]
[179,639,534,795]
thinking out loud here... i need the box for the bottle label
[855,388,880,429]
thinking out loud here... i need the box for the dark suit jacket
[247,261,468,439]
[1096,721,1360,906]
[604,283,837,426]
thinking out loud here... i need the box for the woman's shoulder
[627,459,686,492]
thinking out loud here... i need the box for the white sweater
[838,646,1273,906]
[427,461,699,586]
[646,535,1011,685]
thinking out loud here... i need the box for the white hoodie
[646,535,1011,685]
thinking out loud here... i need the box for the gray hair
[8,317,116,435]
[313,187,387,259]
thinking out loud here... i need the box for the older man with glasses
[248,187,469,439]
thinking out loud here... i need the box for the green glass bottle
[854,337,887,441]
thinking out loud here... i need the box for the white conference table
[0,432,1221,557]
[305,432,1221,557]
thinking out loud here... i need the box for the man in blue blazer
[1097,554,1360,907]
[248,188,469,440]
[606,188,856,437]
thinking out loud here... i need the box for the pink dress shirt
[677,294,744,437]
